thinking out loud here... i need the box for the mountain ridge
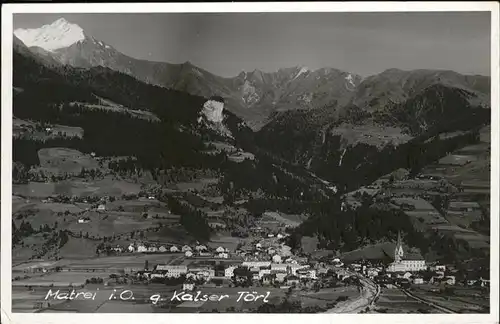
[14,18,490,130]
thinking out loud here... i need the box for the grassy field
[72,100,160,122]
[297,286,359,308]
[207,235,249,251]
[261,211,307,228]
[13,200,86,227]
[12,271,111,287]
[13,118,84,140]
[142,226,193,244]
[373,288,440,314]
[175,178,220,192]
[329,123,413,149]
[38,148,99,175]
[65,210,172,238]
[58,237,102,259]
[13,176,143,198]
[13,234,51,262]
[410,288,487,313]
[12,288,67,313]
[438,154,478,166]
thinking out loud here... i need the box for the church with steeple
[387,231,426,273]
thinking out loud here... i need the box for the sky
[13,12,491,78]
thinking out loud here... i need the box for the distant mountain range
[14,18,490,132]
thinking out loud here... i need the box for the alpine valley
[12,17,490,284]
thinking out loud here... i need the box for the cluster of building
[115,242,231,258]
[125,239,353,292]
[346,233,490,289]
[133,258,326,291]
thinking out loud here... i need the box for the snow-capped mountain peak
[345,73,357,90]
[292,66,310,80]
[14,18,85,52]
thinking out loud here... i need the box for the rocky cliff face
[198,96,233,139]
[201,98,225,124]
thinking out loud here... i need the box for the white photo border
[2,2,499,324]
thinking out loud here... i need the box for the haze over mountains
[14,18,490,130]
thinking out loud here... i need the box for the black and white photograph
[1,2,499,320]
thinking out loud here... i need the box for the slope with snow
[345,74,357,91]
[14,18,85,52]
[292,66,310,81]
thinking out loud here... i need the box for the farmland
[13,118,84,140]
[371,288,440,314]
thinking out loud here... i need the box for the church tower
[394,231,404,263]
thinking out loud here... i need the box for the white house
[413,277,424,285]
[217,252,229,259]
[225,266,237,278]
[182,245,192,252]
[155,265,188,278]
[185,251,193,258]
[224,266,236,278]
[127,244,135,253]
[278,245,292,257]
[271,263,308,275]
[150,271,168,279]
[158,246,167,252]
[445,276,456,285]
[77,218,90,224]
[183,281,195,291]
[272,255,282,263]
[195,245,208,252]
[97,204,106,211]
[402,272,412,279]
[434,265,446,272]
[216,246,225,253]
[258,269,272,279]
[170,246,179,253]
[137,245,147,253]
[296,269,317,280]
[275,272,287,282]
[148,246,158,253]
[188,267,215,280]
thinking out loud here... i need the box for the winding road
[324,273,380,313]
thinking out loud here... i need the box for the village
[10,125,491,313]
[12,222,490,314]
